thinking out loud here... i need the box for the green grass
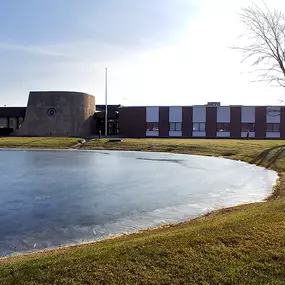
[1,138,285,284]
[0,137,81,149]
[83,138,285,171]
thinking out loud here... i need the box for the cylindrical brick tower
[15,91,96,137]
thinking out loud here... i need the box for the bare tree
[233,2,285,87]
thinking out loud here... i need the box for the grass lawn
[0,137,81,149]
[1,138,285,284]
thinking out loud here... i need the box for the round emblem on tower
[47,108,56,117]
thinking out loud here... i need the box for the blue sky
[0,0,284,106]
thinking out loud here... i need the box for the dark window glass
[266,123,280,132]
[193,122,205,131]
[242,123,255,132]
[146,122,159,131]
[217,123,230,132]
[169,122,182,131]
[9,118,15,129]
[0,118,8,128]
[18,117,24,129]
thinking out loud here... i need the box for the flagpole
[105,67,108,137]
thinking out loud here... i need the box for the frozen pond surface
[0,150,277,257]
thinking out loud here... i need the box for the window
[193,122,205,132]
[242,123,255,132]
[0,118,7,128]
[217,123,230,132]
[9,118,15,129]
[267,123,280,132]
[146,122,159,131]
[169,122,182,131]
[18,117,24,128]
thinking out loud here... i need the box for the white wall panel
[266,107,280,123]
[169,131,182,137]
[169,107,182,122]
[192,131,206,137]
[217,107,230,123]
[241,107,255,123]
[146,131,159,137]
[216,131,230,137]
[146,107,159,122]
[266,132,280,138]
[193,106,206,122]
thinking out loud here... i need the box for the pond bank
[1,138,285,284]
[0,150,277,258]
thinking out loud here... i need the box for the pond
[0,150,277,257]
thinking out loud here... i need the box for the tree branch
[232,2,285,88]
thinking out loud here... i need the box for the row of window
[146,122,281,132]
[0,117,24,129]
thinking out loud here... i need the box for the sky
[0,0,284,107]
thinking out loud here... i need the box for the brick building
[119,103,285,139]
[1,96,284,139]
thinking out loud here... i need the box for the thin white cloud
[0,43,71,57]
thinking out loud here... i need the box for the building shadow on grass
[250,145,285,168]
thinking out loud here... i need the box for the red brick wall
[230,107,241,138]
[119,107,146,137]
[159,107,169,137]
[280,107,285,139]
[182,107,193,137]
[206,107,217,138]
[255,107,266,139]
